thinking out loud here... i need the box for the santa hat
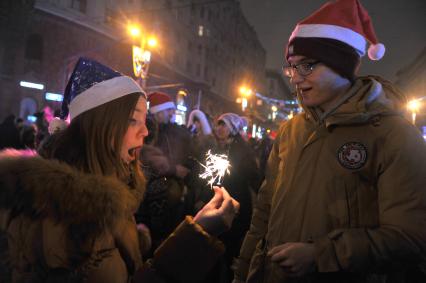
[148,92,176,114]
[286,0,385,79]
[61,57,144,120]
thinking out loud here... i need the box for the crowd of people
[0,0,425,282]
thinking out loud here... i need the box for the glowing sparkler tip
[199,150,231,189]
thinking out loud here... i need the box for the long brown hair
[46,92,145,192]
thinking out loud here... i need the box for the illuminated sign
[45,92,63,101]
[20,81,44,90]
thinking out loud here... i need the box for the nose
[139,124,148,138]
[290,71,304,85]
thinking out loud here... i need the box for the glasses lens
[297,63,310,76]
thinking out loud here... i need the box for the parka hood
[0,150,143,239]
[302,76,407,127]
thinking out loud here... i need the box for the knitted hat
[286,0,385,80]
[218,113,245,136]
[61,57,144,120]
[148,92,176,114]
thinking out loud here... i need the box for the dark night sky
[240,0,426,82]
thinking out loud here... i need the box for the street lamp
[239,85,253,112]
[128,23,158,89]
[407,99,421,124]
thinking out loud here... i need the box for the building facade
[395,46,426,128]
[0,0,266,123]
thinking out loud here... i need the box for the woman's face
[121,96,148,164]
[214,120,231,140]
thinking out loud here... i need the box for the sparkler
[199,150,231,189]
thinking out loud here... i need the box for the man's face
[154,108,175,124]
[287,55,350,111]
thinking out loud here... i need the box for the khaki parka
[0,151,224,283]
[234,76,426,283]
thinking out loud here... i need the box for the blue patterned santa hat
[61,57,145,120]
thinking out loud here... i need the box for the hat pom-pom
[368,43,385,60]
[48,117,68,135]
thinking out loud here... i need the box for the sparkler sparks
[199,150,231,188]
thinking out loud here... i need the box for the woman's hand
[194,186,240,236]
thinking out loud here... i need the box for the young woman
[0,58,239,283]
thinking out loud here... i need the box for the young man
[233,1,426,282]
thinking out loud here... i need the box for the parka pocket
[328,175,379,230]
[328,178,359,228]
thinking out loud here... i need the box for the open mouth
[127,146,142,162]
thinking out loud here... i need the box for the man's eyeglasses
[282,61,320,78]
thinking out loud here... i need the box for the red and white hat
[148,92,176,114]
[289,0,385,60]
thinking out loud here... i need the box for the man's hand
[267,242,316,277]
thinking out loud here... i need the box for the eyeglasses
[282,60,320,78]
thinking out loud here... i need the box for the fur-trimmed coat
[0,150,224,283]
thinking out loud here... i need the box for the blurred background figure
[204,112,261,283]
[0,115,21,150]
[137,91,197,256]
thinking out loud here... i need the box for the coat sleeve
[314,122,426,273]
[132,216,225,283]
[233,125,283,281]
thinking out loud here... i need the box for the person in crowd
[186,109,217,212]
[33,110,49,148]
[187,109,215,153]
[206,112,261,283]
[233,1,426,283]
[0,114,21,149]
[137,92,198,254]
[0,57,239,283]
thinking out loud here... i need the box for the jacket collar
[301,76,406,128]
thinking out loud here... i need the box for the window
[196,64,201,76]
[198,25,204,37]
[25,34,43,61]
[198,44,202,55]
[200,7,205,18]
[204,66,209,79]
[71,0,87,13]
[186,60,192,73]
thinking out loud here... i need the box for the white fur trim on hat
[69,76,143,120]
[149,101,175,114]
[368,43,385,60]
[290,24,367,56]
[187,109,212,135]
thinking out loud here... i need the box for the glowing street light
[239,86,253,97]
[147,37,158,48]
[128,25,141,38]
[407,99,421,124]
[128,23,158,89]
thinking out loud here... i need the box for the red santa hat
[286,0,385,80]
[147,92,175,114]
